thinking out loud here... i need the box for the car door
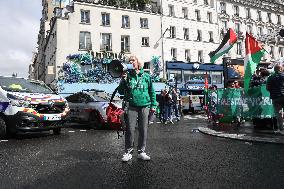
[67,93,86,121]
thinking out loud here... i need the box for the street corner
[198,126,284,145]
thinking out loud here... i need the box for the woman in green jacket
[118,55,157,162]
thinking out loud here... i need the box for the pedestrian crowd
[156,87,182,125]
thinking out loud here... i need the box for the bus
[166,61,224,113]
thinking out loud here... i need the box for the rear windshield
[0,77,54,94]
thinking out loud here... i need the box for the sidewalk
[198,119,284,145]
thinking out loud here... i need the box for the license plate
[44,114,61,121]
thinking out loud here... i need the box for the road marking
[80,130,87,132]
[68,131,75,133]
[0,140,8,142]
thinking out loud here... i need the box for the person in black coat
[266,64,284,134]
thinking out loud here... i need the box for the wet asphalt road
[1,114,284,189]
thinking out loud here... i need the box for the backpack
[105,87,125,138]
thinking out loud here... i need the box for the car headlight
[10,99,31,107]
[7,93,30,107]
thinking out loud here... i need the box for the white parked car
[65,91,122,129]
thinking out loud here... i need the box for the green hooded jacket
[117,69,157,108]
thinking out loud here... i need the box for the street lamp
[161,27,169,79]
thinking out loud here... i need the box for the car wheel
[0,116,7,139]
[88,111,100,129]
[53,128,61,135]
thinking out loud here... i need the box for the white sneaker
[275,130,281,134]
[122,153,132,162]
[137,152,151,161]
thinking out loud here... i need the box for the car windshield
[0,77,54,94]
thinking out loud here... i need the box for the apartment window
[79,31,92,50]
[233,5,239,16]
[198,51,203,63]
[257,11,262,21]
[122,15,130,28]
[236,42,242,55]
[279,47,284,57]
[195,10,201,21]
[182,7,188,18]
[197,30,202,41]
[270,46,274,58]
[170,26,176,38]
[277,15,281,25]
[171,48,177,60]
[185,49,191,62]
[184,28,189,40]
[140,18,148,28]
[101,12,110,26]
[247,25,253,34]
[142,37,149,46]
[209,31,214,42]
[220,2,226,13]
[169,5,174,17]
[222,21,227,30]
[100,33,112,51]
[235,23,240,33]
[121,35,130,53]
[204,0,209,5]
[246,8,251,19]
[207,12,212,23]
[267,13,272,23]
[80,10,90,23]
[257,27,263,36]
[143,62,150,70]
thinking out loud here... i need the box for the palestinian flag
[244,33,265,92]
[209,28,237,63]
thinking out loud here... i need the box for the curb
[198,127,284,145]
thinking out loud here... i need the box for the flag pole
[222,55,230,88]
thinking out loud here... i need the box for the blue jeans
[173,103,180,120]
[164,104,172,121]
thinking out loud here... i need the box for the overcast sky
[0,0,41,77]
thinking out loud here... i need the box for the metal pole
[223,56,230,88]
[160,0,166,79]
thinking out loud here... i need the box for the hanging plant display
[57,52,162,90]
[150,56,163,82]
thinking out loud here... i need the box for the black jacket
[266,72,284,99]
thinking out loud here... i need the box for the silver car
[65,91,122,129]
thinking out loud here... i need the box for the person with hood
[118,55,157,162]
[266,63,284,134]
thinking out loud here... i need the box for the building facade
[217,0,284,62]
[160,0,220,65]
[34,0,162,84]
[31,0,284,84]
